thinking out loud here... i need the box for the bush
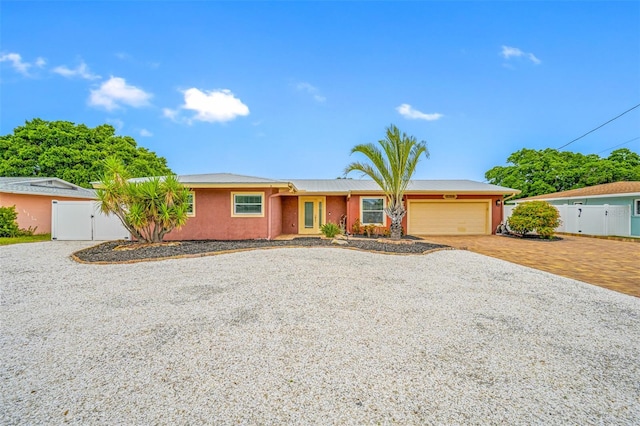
[0,206,21,237]
[352,218,362,235]
[508,201,561,238]
[320,222,342,238]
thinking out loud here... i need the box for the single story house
[124,173,519,240]
[0,177,97,234]
[515,181,640,237]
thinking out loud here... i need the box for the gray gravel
[1,241,639,425]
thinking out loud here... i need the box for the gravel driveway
[2,242,639,424]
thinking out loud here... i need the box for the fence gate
[504,203,630,237]
[51,200,130,241]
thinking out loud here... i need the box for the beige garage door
[408,201,490,235]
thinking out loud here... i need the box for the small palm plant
[345,125,429,240]
[97,157,190,243]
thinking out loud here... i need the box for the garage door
[408,201,490,235]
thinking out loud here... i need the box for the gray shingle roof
[0,177,97,199]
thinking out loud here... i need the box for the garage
[408,200,491,235]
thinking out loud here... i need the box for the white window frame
[634,199,640,216]
[186,191,195,217]
[360,197,386,225]
[231,192,264,217]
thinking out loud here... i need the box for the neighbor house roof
[518,181,640,202]
[0,177,97,199]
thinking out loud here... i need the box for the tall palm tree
[345,125,429,240]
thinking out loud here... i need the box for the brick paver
[419,234,639,298]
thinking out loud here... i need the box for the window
[634,199,640,216]
[186,192,195,216]
[232,192,264,217]
[361,197,385,224]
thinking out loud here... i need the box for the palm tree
[97,157,190,243]
[345,125,429,240]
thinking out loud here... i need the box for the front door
[298,196,326,234]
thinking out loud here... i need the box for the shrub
[352,218,362,235]
[508,201,561,238]
[320,222,342,238]
[0,206,21,237]
[363,224,376,237]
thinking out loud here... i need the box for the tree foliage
[508,201,561,239]
[0,119,172,188]
[97,157,190,243]
[344,124,429,240]
[485,148,640,199]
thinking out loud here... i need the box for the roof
[290,179,520,194]
[123,173,292,189]
[102,173,519,195]
[0,177,97,199]
[519,181,640,201]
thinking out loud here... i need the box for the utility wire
[596,136,640,155]
[557,103,640,150]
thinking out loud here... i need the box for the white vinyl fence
[504,203,631,237]
[51,200,130,241]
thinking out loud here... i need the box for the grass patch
[0,234,51,246]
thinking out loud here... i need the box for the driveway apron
[420,235,639,297]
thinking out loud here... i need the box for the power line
[557,103,640,150]
[596,136,640,155]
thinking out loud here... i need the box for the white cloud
[106,118,124,131]
[501,45,541,65]
[162,108,179,120]
[180,88,249,123]
[296,82,326,102]
[89,77,152,111]
[35,57,46,68]
[527,53,541,65]
[396,104,443,121]
[53,61,100,80]
[0,52,31,75]
[139,129,153,137]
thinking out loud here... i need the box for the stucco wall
[269,195,283,238]
[0,193,94,234]
[325,196,347,226]
[164,187,279,240]
[281,196,299,234]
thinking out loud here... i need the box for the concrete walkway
[419,234,639,298]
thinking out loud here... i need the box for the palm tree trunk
[386,203,406,240]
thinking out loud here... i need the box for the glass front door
[299,197,325,234]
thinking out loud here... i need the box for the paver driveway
[420,234,639,297]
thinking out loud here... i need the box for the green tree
[508,201,561,239]
[0,119,172,187]
[485,148,640,199]
[97,157,190,243]
[344,124,429,240]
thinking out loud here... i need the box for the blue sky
[1,1,639,181]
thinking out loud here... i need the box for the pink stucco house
[0,177,97,234]
[125,173,519,240]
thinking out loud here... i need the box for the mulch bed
[499,232,563,242]
[73,237,450,263]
